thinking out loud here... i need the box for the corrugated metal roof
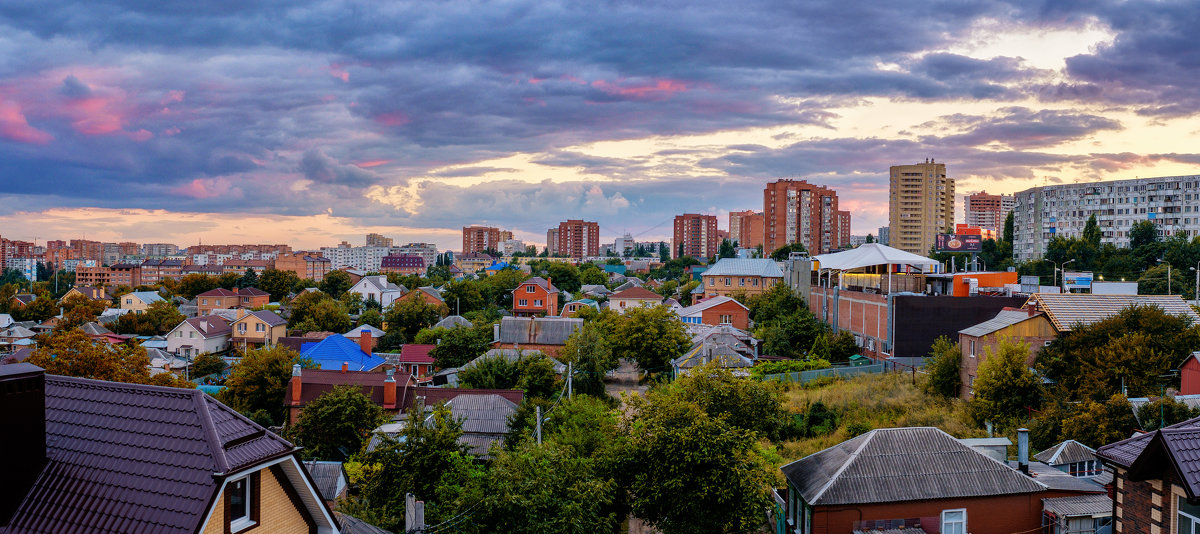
[438,393,518,435]
[1034,439,1098,466]
[959,309,1041,337]
[677,296,749,317]
[1008,460,1106,493]
[701,258,784,278]
[337,512,395,534]
[5,374,294,534]
[497,316,582,345]
[302,460,346,501]
[1042,494,1113,517]
[610,286,662,300]
[781,427,1045,506]
[433,315,472,329]
[1028,293,1200,331]
[472,349,567,374]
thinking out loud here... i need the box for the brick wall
[1113,465,1182,534]
[201,464,314,534]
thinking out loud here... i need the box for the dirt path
[604,358,649,400]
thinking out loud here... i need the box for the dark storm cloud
[924,107,1123,149]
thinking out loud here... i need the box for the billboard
[935,233,983,252]
[1063,271,1093,290]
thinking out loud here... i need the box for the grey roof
[337,512,394,534]
[1035,440,1098,466]
[472,349,567,374]
[781,427,1046,506]
[416,286,446,303]
[520,276,559,294]
[1042,494,1114,517]
[612,279,643,292]
[79,322,113,336]
[677,295,748,317]
[355,275,405,295]
[497,316,582,345]
[1007,460,1106,492]
[702,258,784,278]
[434,394,518,458]
[672,342,753,369]
[433,315,472,329]
[580,284,611,296]
[344,324,385,338]
[302,461,346,501]
[959,309,1042,337]
[126,291,165,305]
[1,326,37,338]
[1028,293,1200,331]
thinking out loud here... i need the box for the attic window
[226,471,259,533]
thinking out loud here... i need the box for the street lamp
[1191,261,1199,305]
[1060,259,1075,292]
[1159,259,1172,295]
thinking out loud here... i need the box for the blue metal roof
[300,334,387,371]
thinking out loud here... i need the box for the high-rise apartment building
[672,214,719,259]
[462,226,502,254]
[365,233,394,248]
[966,192,1015,231]
[877,226,890,246]
[763,179,843,255]
[141,243,180,257]
[1012,174,1200,262]
[546,229,560,255]
[837,210,851,249]
[728,210,753,245]
[556,220,600,258]
[888,159,955,255]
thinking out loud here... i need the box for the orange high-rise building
[556,220,600,258]
[763,179,843,255]
[673,214,719,259]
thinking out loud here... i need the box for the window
[969,340,975,357]
[526,285,536,293]
[226,473,259,532]
[720,314,732,324]
[739,278,745,286]
[256,323,265,332]
[201,299,208,305]
[1182,497,1200,534]
[177,331,182,337]
[941,509,966,534]
[189,331,196,338]
[534,299,542,307]
[518,299,528,307]
[237,323,247,333]
[725,277,731,286]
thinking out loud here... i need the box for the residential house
[343,324,385,353]
[1027,292,1200,332]
[139,258,185,284]
[346,275,406,308]
[1041,494,1114,534]
[1035,440,1109,481]
[671,342,753,376]
[147,347,189,377]
[0,363,340,534]
[1182,352,1200,395]
[60,286,107,303]
[608,286,662,314]
[958,307,1057,399]
[579,284,612,299]
[379,254,425,276]
[700,258,783,298]
[391,286,449,316]
[779,426,1101,534]
[119,291,165,314]
[1096,415,1200,534]
[195,287,270,315]
[468,349,567,375]
[222,259,272,275]
[368,394,519,459]
[166,315,232,359]
[107,262,142,287]
[512,277,560,317]
[299,334,387,371]
[0,314,13,328]
[492,316,583,358]
[0,325,36,349]
[10,294,35,310]
[384,344,436,377]
[433,315,472,329]
[454,253,495,276]
[230,309,288,350]
[676,295,751,329]
[301,461,348,509]
[560,298,600,316]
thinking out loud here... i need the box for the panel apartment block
[461,226,501,254]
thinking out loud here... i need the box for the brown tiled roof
[286,369,522,412]
[179,315,232,338]
[610,286,663,300]
[398,344,436,364]
[5,375,294,534]
[197,288,238,297]
[520,276,559,294]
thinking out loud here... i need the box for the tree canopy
[288,385,387,461]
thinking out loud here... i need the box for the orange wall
[952,272,1018,297]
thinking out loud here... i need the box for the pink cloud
[592,78,690,100]
[170,178,236,199]
[128,129,153,142]
[163,126,182,136]
[329,64,350,82]
[375,112,410,126]
[160,90,185,105]
[354,159,391,168]
[0,99,53,144]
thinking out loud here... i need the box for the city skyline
[2,1,1200,249]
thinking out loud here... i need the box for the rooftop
[702,258,784,278]
[1027,293,1200,331]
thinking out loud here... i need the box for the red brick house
[196,287,271,315]
[379,254,425,276]
[512,277,559,317]
[957,307,1057,399]
[676,296,750,330]
[1097,416,1200,534]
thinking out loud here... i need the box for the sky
[1,0,1199,251]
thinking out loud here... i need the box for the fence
[761,363,885,384]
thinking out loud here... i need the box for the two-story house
[700,258,783,298]
[196,287,271,315]
[119,291,165,314]
[676,296,751,329]
[166,315,233,359]
[608,286,663,314]
[0,363,340,534]
[346,275,406,308]
[230,309,288,350]
[512,277,559,317]
[59,286,107,303]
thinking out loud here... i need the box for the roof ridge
[809,429,877,503]
[193,389,231,474]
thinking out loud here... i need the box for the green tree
[13,294,56,322]
[288,385,386,461]
[1083,214,1102,248]
[1138,396,1200,431]
[384,293,444,340]
[293,298,352,333]
[544,262,581,294]
[769,242,807,261]
[1058,394,1140,448]
[176,274,219,299]
[192,352,227,378]
[865,234,875,244]
[358,308,383,329]
[922,336,962,399]
[745,281,806,326]
[827,330,859,363]
[218,346,317,425]
[237,268,259,289]
[441,280,485,315]
[719,238,736,259]
[416,324,494,368]
[969,339,1041,428]
[559,322,618,398]
[1130,220,1160,252]
[475,442,620,533]
[608,305,689,374]
[579,263,608,286]
[56,293,110,331]
[259,269,301,301]
[664,362,791,439]
[374,328,406,353]
[457,352,562,399]
[319,270,354,299]
[759,308,828,359]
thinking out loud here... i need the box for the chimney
[342,361,349,373]
[0,363,46,525]
[358,331,373,356]
[1017,428,1030,475]
[236,308,248,321]
[289,364,302,405]
[493,323,500,343]
[383,368,397,410]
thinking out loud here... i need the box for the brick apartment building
[275,253,332,282]
[838,210,851,249]
[763,179,843,255]
[965,191,1015,232]
[673,214,719,259]
[556,220,600,258]
[729,210,765,249]
[462,226,502,254]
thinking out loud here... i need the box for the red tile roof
[610,286,663,300]
[398,344,436,364]
[286,369,523,412]
[5,375,294,534]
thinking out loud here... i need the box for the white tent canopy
[812,243,940,272]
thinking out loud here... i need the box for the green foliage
[543,262,581,294]
[719,238,736,259]
[237,268,259,289]
[374,328,406,353]
[749,359,831,379]
[218,345,317,425]
[291,295,352,333]
[665,363,793,439]
[56,293,109,331]
[1037,305,1200,400]
[1137,396,1200,431]
[969,340,1041,428]
[922,336,962,399]
[795,401,839,437]
[759,309,828,359]
[769,242,807,261]
[422,324,493,368]
[1053,395,1140,449]
[288,385,387,461]
[745,281,805,325]
[579,263,608,286]
[358,307,383,329]
[258,269,300,301]
[559,322,618,398]
[339,291,364,314]
[383,292,444,340]
[12,294,57,322]
[192,352,227,378]
[441,279,486,314]
[605,305,689,374]
[457,352,562,399]
[27,330,194,388]
[111,299,186,336]
[827,331,858,363]
[319,270,354,299]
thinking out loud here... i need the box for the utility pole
[535,405,542,445]
[567,361,573,399]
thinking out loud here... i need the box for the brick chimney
[0,363,47,525]
[289,364,302,406]
[383,368,397,410]
[358,331,373,355]
[342,361,349,373]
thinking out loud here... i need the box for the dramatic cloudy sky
[2,0,1199,250]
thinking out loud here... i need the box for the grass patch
[775,372,984,462]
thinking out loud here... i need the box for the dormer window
[226,472,259,532]
[526,285,536,293]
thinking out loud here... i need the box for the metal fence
[761,363,885,384]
